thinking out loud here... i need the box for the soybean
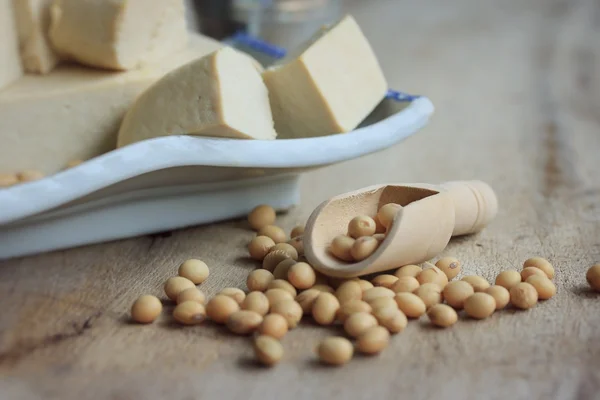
[248,236,276,261]
[510,282,538,309]
[227,310,263,335]
[287,262,316,289]
[415,283,443,309]
[442,281,474,310]
[176,287,206,305]
[371,274,399,289]
[394,264,422,278]
[485,285,510,309]
[335,280,363,304]
[495,270,522,290]
[258,225,287,244]
[347,216,377,239]
[258,314,289,339]
[247,269,274,292]
[372,306,407,333]
[164,276,195,301]
[427,304,458,328]
[336,300,373,323]
[248,205,276,231]
[344,312,378,338]
[131,295,162,324]
[416,265,448,288]
[587,264,600,291]
[521,267,546,281]
[254,335,284,366]
[242,291,270,316]
[350,236,379,261]
[329,235,355,262]
[356,326,390,355]
[525,275,556,300]
[464,293,496,319]
[377,203,402,230]
[178,259,210,284]
[173,301,206,325]
[218,287,246,305]
[295,289,321,314]
[391,276,420,293]
[435,257,461,280]
[206,295,240,324]
[312,292,340,325]
[270,299,303,328]
[394,293,426,318]
[290,225,305,238]
[461,275,490,292]
[317,337,354,366]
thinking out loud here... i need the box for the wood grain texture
[1,0,599,399]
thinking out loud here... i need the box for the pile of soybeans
[129,204,600,367]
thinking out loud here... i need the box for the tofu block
[0,0,23,89]
[14,0,59,74]
[117,47,277,147]
[49,0,187,71]
[0,34,223,174]
[262,15,388,139]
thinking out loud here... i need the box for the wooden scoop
[303,181,498,278]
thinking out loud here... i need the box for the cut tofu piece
[117,47,277,147]
[0,0,23,89]
[14,0,59,74]
[0,34,223,174]
[262,15,388,139]
[49,0,187,71]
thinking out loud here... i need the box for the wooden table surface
[1,0,599,399]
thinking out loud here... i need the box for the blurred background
[185,0,344,49]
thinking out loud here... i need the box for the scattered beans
[312,292,340,325]
[442,281,474,309]
[273,258,296,280]
[363,287,395,303]
[288,262,316,289]
[267,279,297,297]
[587,264,600,292]
[510,282,538,309]
[435,257,461,280]
[254,335,283,366]
[258,225,287,244]
[344,312,378,338]
[495,270,522,290]
[347,216,376,239]
[265,288,294,306]
[248,236,276,261]
[295,289,321,314]
[464,293,496,319]
[485,285,510,309]
[335,281,363,304]
[288,236,304,255]
[329,235,355,262]
[258,314,288,339]
[461,275,490,292]
[357,279,374,292]
[427,304,458,328]
[416,265,448,288]
[391,276,420,293]
[415,283,443,309]
[523,257,554,279]
[377,203,402,230]
[131,295,162,324]
[227,310,263,335]
[248,205,276,231]
[247,269,274,292]
[270,243,299,260]
[206,295,240,324]
[242,291,270,316]
[290,225,305,238]
[350,236,379,261]
[173,301,206,325]
[371,274,399,289]
[395,293,426,318]
[521,267,546,281]
[373,306,407,333]
[178,259,210,284]
[176,287,206,305]
[270,299,303,328]
[337,300,372,322]
[356,326,390,355]
[17,170,44,182]
[263,250,293,271]
[317,337,353,366]
[164,276,195,301]
[394,264,422,278]
[219,287,246,304]
[526,275,556,300]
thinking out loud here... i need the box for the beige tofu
[49,0,187,71]
[117,47,277,147]
[262,15,388,139]
[0,0,23,89]
[13,0,59,74]
[0,34,223,174]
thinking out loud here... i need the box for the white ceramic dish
[0,96,434,260]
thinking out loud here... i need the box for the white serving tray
[0,96,434,260]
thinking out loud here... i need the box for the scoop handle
[438,180,498,236]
